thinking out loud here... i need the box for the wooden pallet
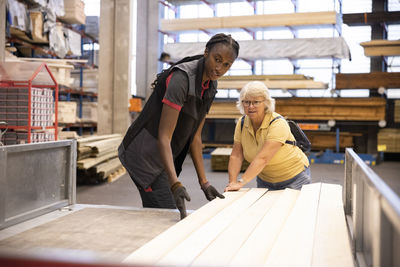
[124,184,354,266]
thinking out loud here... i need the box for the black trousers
[130,171,176,209]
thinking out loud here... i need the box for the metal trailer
[344,148,400,267]
[0,144,399,266]
[0,140,76,230]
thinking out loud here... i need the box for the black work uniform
[118,57,217,209]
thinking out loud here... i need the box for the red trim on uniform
[162,98,182,111]
[166,72,173,88]
[144,186,153,192]
[201,80,210,98]
[163,72,183,111]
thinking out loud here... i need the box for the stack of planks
[207,97,386,121]
[76,134,125,184]
[218,74,327,90]
[211,147,249,171]
[5,56,88,88]
[306,131,361,151]
[377,128,400,153]
[395,100,400,123]
[161,11,339,32]
[124,183,354,266]
[335,72,400,90]
[360,40,400,57]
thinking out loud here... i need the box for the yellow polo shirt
[233,112,309,183]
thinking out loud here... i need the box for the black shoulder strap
[268,115,296,146]
[269,115,284,126]
[240,116,245,131]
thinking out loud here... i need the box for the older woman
[225,81,310,192]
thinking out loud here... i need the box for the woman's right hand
[224,181,243,192]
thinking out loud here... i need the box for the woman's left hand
[224,181,243,192]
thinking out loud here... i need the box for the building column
[98,0,132,134]
[0,0,5,62]
[135,0,161,99]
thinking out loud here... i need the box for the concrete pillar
[0,0,5,62]
[135,0,160,99]
[98,0,132,134]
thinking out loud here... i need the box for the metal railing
[344,148,400,267]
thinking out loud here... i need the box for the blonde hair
[236,81,275,115]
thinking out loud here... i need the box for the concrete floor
[77,156,400,211]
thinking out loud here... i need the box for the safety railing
[344,148,400,267]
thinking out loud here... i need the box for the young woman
[225,81,310,192]
[119,33,240,219]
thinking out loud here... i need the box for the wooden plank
[123,189,250,265]
[16,57,87,64]
[360,40,400,57]
[217,79,328,89]
[219,74,310,81]
[156,188,268,266]
[312,183,354,267]
[77,134,122,146]
[192,190,281,266]
[77,150,117,169]
[229,189,300,267]
[83,136,122,154]
[161,11,338,32]
[335,72,400,89]
[264,183,322,266]
[343,11,400,26]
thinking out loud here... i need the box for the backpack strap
[268,115,296,147]
[240,116,245,131]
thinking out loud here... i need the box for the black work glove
[171,181,191,220]
[201,182,225,201]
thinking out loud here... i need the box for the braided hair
[205,33,240,59]
[151,33,239,90]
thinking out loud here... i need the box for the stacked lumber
[335,72,400,89]
[124,183,354,266]
[209,131,360,164]
[78,102,98,123]
[218,74,327,90]
[306,131,361,151]
[76,134,124,184]
[5,57,88,87]
[58,101,77,124]
[161,11,338,32]
[207,97,386,121]
[71,69,99,93]
[211,148,249,171]
[395,100,400,123]
[360,40,400,57]
[164,37,350,62]
[59,0,86,25]
[378,128,400,153]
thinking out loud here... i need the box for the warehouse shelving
[160,0,363,157]
[0,62,58,144]
[6,0,98,138]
